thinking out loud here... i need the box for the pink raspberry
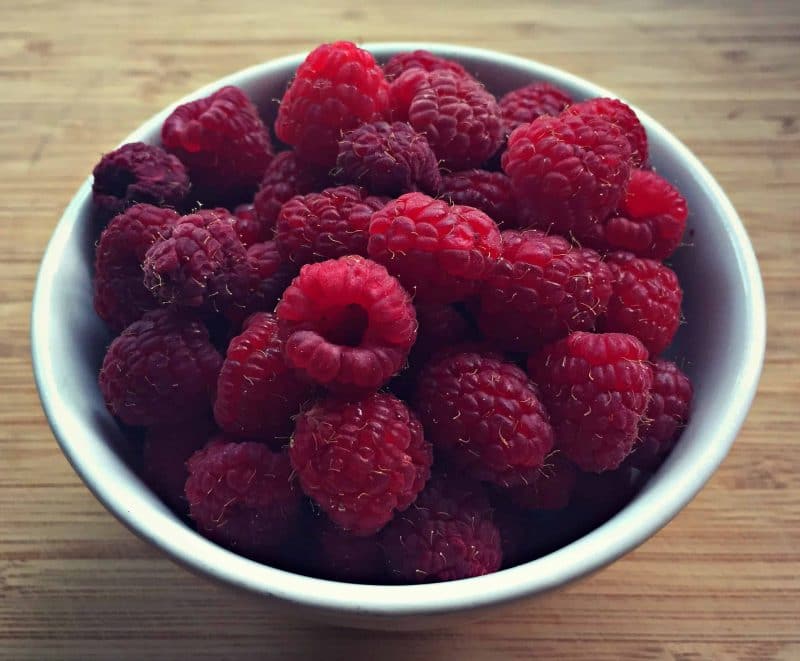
[276,256,417,391]
[439,169,518,227]
[506,455,578,511]
[290,392,432,536]
[383,49,469,82]
[566,97,648,167]
[315,519,386,583]
[367,192,502,304]
[161,86,273,204]
[275,41,389,168]
[498,82,573,133]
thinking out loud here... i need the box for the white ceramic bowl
[31,43,765,629]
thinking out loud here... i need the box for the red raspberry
[415,352,554,487]
[214,312,312,443]
[141,416,214,514]
[498,82,573,133]
[367,192,502,304]
[231,203,263,247]
[528,332,653,472]
[383,49,469,82]
[99,309,222,426]
[381,473,502,582]
[584,169,688,260]
[185,440,301,555]
[506,455,577,510]
[502,113,632,238]
[289,392,433,536]
[389,69,503,170]
[335,121,441,196]
[252,151,325,231]
[93,204,178,332]
[413,303,472,360]
[143,209,256,316]
[277,256,417,391]
[600,252,683,356]
[161,86,273,204]
[439,169,518,228]
[275,185,388,265]
[275,41,389,168]
[477,230,613,351]
[91,142,189,226]
[316,519,386,582]
[566,97,648,167]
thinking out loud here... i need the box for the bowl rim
[31,42,766,618]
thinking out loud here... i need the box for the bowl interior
[32,43,765,625]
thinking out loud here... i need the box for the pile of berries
[92,42,693,584]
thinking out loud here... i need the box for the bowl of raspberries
[32,42,765,628]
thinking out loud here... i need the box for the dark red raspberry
[381,473,502,582]
[161,86,273,204]
[413,303,472,360]
[383,49,469,82]
[498,82,573,133]
[584,169,688,260]
[99,309,222,426]
[367,192,502,304]
[600,252,683,356]
[389,69,503,170]
[528,331,653,473]
[502,113,632,238]
[143,209,256,316]
[277,256,417,391]
[566,97,648,167]
[252,151,325,231]
[335,121,441,196]
[91,142,189,226]
[141,416,214,514]
[275,41,389,168]
[231,203,263,247]
[275,185,388,265]
[316,519,386,582]
[506,455,577,510]
[214,312,312,443]
[93,204,178,332]
[477,230,613,351]
[415,352,554,487]
[439,169,518,228]
[290,392,432,536]
[185,440,301,555]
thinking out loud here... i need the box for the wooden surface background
[2,0,799,658]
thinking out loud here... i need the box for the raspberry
[185,440,301,555]
[502,113,632,238]
[498,82,573,133]
[367,192,502,304]
[381,473,501,582]
[214,312,312,443]
[477,230,613,351]
[316,519,386,582]
[275,41,389,168]
[528,332,653,472]
[231,203,263,247]
[141,416,214,514]
[161,86,273,204]
[289,392,432,536]
[335,121,441,196]
[566,97,648,167]
[383,49,469,82]
[99,309,222,426]
[415,351,554,487]
[91,142,189,226]
[252,151,325,231]
[93,204,178,332]
[389,69,503,170]
[506,455,577,510]
[275,185,388,265]
[600,252,683,356]
[277,256,417,391]
[584,169,688,260]
[439,169,518,228]
[413,303,472,360]
[143,209,256,315]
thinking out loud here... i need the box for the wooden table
[2,0,798,658]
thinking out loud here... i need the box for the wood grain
[2,0,799,658]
